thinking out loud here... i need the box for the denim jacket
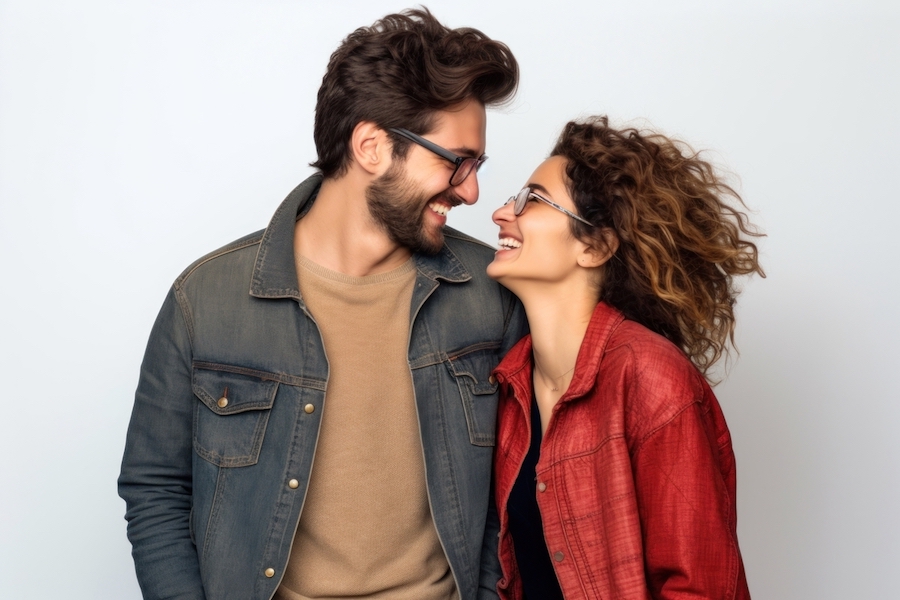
[118,175,527,600]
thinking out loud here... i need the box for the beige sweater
[275,256,457,600]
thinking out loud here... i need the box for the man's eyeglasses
[389,128,487,186]
[506,187,594,226]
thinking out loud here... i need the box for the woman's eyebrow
[527,182,552,196]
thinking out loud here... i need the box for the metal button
[217,397,228,408]
[304,403,315,414]
[489,375,497,385]
[288,479,299,489]
[264,567,275,578]
[537,481,547,492]
[553,551,564,562]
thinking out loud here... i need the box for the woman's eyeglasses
[506,187,593,226]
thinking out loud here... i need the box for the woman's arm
[631,397,751,600]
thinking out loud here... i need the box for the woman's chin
[486,264,508,284]
[486,265,520,296]
[486,260,503,281]
[487,249,518,280]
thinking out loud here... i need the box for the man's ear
[577,227,620,268]
[350,121,392,176]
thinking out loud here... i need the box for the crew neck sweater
[275,255,457,600]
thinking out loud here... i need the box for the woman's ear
[578,227,620,268]
[349,121,392,176]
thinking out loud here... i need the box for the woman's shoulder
[601,318,712,429]
[608,319,695,371]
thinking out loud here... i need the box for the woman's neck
[518,285,598,383]
[513,282,597,434]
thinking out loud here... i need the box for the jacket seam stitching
[631,401,699,456]
[178,237,262,285]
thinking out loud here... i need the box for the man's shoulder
[442,226,496,266]
[174,229,265,289]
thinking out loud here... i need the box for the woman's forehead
[526,156,572,203]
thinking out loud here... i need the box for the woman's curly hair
[552,116,765,377]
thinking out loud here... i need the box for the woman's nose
[492,199,516,225]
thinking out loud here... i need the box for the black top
[506,394,565,600]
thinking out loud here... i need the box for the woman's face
[486,155,590,291]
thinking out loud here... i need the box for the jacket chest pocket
[448,346,500,446]
[192,366,278,467]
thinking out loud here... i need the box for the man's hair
[311,7,518,178]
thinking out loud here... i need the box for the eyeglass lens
[514,188,531,215]
[450,158,482,186]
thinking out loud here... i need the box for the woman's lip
[497,235,523,250]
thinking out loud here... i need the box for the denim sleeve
[118,286,206,600]
[477,483,502,600]
[478,292,527,599]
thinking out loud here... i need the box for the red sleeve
[631,399,751,600]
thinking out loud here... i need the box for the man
[118,8,525,600]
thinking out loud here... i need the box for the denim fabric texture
[493,302,751,600]
[118,174,527,600]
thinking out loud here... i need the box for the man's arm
[118,287,206,600]
[476,483,503,600]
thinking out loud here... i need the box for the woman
[487,116,762,600]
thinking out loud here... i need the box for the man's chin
[417,229,445,256]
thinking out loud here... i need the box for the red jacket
[492,302,750,600]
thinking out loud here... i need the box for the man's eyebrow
[449,146,483,158]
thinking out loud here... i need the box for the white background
[1,1,898,598]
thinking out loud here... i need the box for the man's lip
[428,200,452,217]
[433,189,464,208]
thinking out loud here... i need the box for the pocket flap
[192,366,278,415]
[447,346,501,446]
[448,349,500,395]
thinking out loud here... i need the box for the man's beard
[366,162,459,256]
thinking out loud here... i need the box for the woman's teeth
[497,237,522,250]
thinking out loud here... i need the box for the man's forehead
[427,101,487,153]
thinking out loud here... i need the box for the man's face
[366,100,487,255]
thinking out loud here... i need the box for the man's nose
[454,169,480,205]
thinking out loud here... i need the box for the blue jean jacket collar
[249,174,471,303]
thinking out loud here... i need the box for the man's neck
[294,175,412,277]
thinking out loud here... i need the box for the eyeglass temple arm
[388,128,461,165]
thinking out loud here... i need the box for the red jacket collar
[493,302,626,402]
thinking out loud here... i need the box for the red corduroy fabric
[493,302,751,600]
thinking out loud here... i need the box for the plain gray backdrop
[1,0,898,598]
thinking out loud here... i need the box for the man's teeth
[429,202,451,216]
[498,237,522,249]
